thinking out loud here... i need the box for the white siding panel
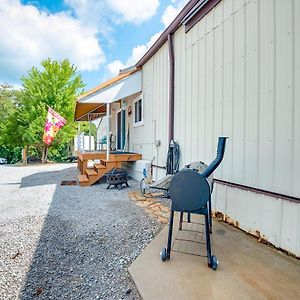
[244,0,259,187]
[213,20,224,179]
[223,0,233,20]
[274,0,294,195]
[222,16,234,181]
[197,33,207,162]
[234,0,245,12]
[206,10,214,34]
[205,30,215,164]
[171,0,299,197]
[232,6,246,184]
[185,45,193,163]
[130,43,169,166]
[212,183,227,213]
[294,0,300,196]
[213,183,300,257]
[191,39,199,162]
[139,0,300,256]
[280,200,300,255]
[258,0,276,192]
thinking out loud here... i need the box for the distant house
[75,0,300,257]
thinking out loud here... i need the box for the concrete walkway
[129,214,300,300]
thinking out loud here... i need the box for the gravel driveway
[0,164,163,300]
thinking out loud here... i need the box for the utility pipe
[168,34,175,143]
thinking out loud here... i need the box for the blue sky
[1,0,188,90]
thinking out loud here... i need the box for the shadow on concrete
[18,166,153,299]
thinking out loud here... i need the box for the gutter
[168,34,175,142]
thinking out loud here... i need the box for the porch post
[88,113,91,151]
[106,103,110,161]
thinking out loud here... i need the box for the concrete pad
[129,214,300,300]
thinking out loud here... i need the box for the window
[133,95,143,126]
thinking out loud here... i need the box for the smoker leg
[107,184,111,189]
[166,210,175,258]
[187,212,191,223]
[179,212,183,230]
[125,182,129,187]
[208,199,212,234]
[205,214,212,267]
[161,209,175,261]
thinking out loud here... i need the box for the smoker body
[160,137,228,270]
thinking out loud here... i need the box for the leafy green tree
[18,58,84,162]
[0,83,22,163]
[0,83,16,121]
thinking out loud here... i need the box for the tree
[0,83,22,163]
[18,58,84,162]
[0,83,16,122]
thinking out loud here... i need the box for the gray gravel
[0,164,163,300]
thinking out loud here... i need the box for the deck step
[101,159,116,164]
[78,174,89,182]
[94,164,106,169]
[86,168,97,176]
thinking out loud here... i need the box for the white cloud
[161,0,189,28]
[105,0,189,78]
[64,0,113,39]
[108,0,160,24]
[106,31,162,76]
[0,0,105,84]
[65,0,160,29]
[106,60,125,76]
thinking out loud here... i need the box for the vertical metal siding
[213,184,300,257]
[294,0,300,197]
[173,0,300,198]
[129,44,169,168]
[137,0,300,255]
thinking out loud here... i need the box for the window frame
[133,94,144,127]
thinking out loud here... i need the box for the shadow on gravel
[20,167,75,188]
[19,166,160,300]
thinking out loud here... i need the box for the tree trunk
[42,145,49,163]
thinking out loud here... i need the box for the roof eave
[77,67,141,102]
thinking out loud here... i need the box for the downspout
[168,33,175,142]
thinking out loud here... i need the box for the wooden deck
[76,151,142,187]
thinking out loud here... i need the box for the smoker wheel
[211,255,218,270]
[160,247,168,261]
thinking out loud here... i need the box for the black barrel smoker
[160,137,227,270]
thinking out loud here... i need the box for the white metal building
[76,0,300,257]
[133,0,300,257]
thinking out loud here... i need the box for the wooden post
[42,145,49,163]
[22,146,27,164]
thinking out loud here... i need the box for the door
[116,109,126,150]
